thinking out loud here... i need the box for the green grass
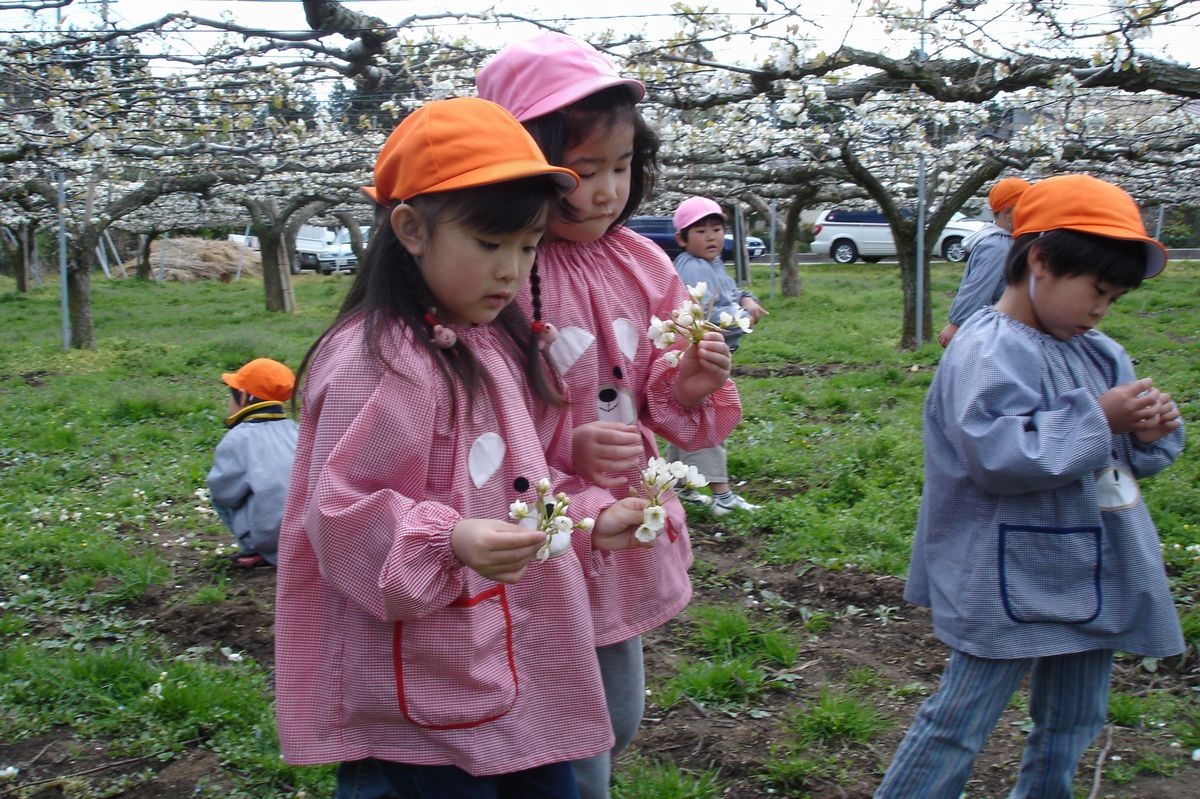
[786,688,891,744]
[2,261,1199,796]
[612,756,725,799]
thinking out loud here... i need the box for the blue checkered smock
[907,307,1185,659]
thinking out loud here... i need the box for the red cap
[362,97,578,204]
[1013,174,1167,278]
[987,177,1030,213]
[222,358,295,402]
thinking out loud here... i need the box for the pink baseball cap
[673,197,726,233]
[476,32,645,122]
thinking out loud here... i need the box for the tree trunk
[137,233,155,280]
[779,201,804,297]
[16,227,30,292]
[739,191,806,295]
[258,227,291,312]
[335,210,366,260]
[67,235,97,349]
[895,234,933,350]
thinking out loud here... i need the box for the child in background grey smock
[876,175,1184,799]
[666,196,767,515]
[207,358,299,568]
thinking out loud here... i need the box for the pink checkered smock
[528,226,743,645]
[275,318,616,774]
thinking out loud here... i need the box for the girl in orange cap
[877,174,1184,798]
[274,97,654,799]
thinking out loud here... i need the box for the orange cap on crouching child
[222,358,295,402]
[987,177,1030,213]
[361,97,579,204]
[1012,174,1168,278]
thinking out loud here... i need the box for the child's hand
[591,496,653,552]
[1098,378,1161,435]
[1131,387,1182,444]
[739,297,768,327]
[672,331,732,408]
[572,421,643,489]
[937,323,958,348]
[451,518,546,584]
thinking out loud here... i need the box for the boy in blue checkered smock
[875,175,1185,799]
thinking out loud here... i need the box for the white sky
[0,0,889,54]
[1,0,1195,67]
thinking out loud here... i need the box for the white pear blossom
[513,479,595,561]
[643,505,667,531]
[646,283,753,368]
[634,525,657,544]
[630,456,707,542]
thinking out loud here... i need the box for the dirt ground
[3,515,1198,799]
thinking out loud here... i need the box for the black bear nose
[598,388,617,403]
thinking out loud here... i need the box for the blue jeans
[335,758,580,799]
[875,648,1113,799]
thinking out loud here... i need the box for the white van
[811,209,985,264]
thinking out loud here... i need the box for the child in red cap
[478,35,743,798]
[876,174,1184,798]
[274,97,652,798]
[206,357,298,569]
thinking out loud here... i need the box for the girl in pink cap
[477,33,743,798]
[275,97,653,799]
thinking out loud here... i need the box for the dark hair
[520,85,659,228]
[296,177,564,417]
[680,213,727,240]
[1005,229,1147,290]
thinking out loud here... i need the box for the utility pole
[914,0,927,345]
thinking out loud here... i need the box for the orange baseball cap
[362,97,578,204]
[222,358,295,402]
[1012,174,1167,277]
[987,177,1030,213]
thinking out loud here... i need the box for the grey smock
[207,403,299,565]
[907,307,1185,660]
[946,225,1010,326]
[673,251,755,352]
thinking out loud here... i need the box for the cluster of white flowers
[510,478,595,562]
[635,458,707,543]
[147,671,169,701]
[647,282,752,367]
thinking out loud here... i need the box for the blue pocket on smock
[998,523,1102,624]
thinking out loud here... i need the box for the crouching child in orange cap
[875,174,1185,799]
[273,97,653,798]
[206,357,299,569]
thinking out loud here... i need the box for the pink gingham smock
[275,317,616,774]
[527,226,743,645]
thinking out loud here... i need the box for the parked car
[724,233,767,259]
[316,242,357,275]
[626,215,682,259]
[627,215,766,260]
[810,208,986,264]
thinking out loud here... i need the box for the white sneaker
[679,489,712,507]
[712,493,760,516]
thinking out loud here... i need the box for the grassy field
[1,260,1197,797]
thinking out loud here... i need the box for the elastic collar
[225,400,288,428]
